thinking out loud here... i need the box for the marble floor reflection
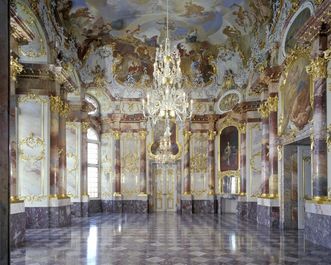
[11,213,331,265]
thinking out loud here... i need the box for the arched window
[87,128,99,198]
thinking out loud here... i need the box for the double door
[154,164,177,212]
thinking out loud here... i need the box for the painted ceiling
[56,0,273,99]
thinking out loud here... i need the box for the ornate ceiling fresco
[56,0,274,101]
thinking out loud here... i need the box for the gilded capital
[238,123,246,134]
[139,130,147,140]
[81,121,89,132]
[50,96,70,118]
[112,130,121,140]
[10,56,23,81]
[208,130,216,140]
[267,96,278,112]
[306,57,327,80]
[258,102,269,118]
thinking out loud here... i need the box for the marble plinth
[88,200,102,215]
[257,205,279,228]
[25,207,49,229]
[237,201,248,219]
[10,202,26,248]
[247,202,257,223]
[193,200,216,214]
[305,212,331,249]
[81,202,88,217]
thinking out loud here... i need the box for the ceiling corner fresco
[56,0,274,100]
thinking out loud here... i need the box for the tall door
[154,163,176,212]
[297,146,311,230]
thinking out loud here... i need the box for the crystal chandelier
[142,0,193,125]
[155,118,177,164]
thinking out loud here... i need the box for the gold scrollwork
[190,154,207,173]
[121,153,139,175]
[18,94,48,104]
[278,115,284,136]
[10,56,23,81]
[139,130,147,140]
[208,130,216,140]
[19,132,45,161]
[184,130,192,139]
[238,123,246,134]
[267,96,278,112]
[112,130,121,140]
[50,96,70,117]
[66,152,78,174]
[81,121,89,132]
[306,56,327,80]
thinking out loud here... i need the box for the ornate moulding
[216,90,242,114]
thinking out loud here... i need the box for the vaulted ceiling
[55,0,273,101]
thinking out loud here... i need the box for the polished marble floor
[11,213,331,265]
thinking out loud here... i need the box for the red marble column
[306,27,328,199]
[139,130,147,194]
[49,95,60,196]
[259,102,270,196]
[114,131,121,195]
[239,124,246,195]
[183,129,191,194]
[58,91,67,196]
[268,94,278,197]
[208,130,216,194]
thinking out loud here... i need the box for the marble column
[80,121,89,216]
[183,130,191,194]
[0,1,9,261]
[50,94,61,196]
[181,129,192,214]
[306,24,328,199]
[58,91,67,197]
[259,102,270,196]
[139,130,147,194]
[208,130,216,194]
[268,94,278,197]
[239,124,246,195]
[113,130,122,212]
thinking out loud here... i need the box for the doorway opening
[283,138,311,229]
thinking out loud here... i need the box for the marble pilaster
[114,131,121,195]
[183,129,191,195]
[139,130,147,194]
[261,114,270,195]
[239,125,246,195]
[208,130,216,195]
[268,94,278,196]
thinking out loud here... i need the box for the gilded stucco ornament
[306,56,327,80]
[18,94,48,104]
[190,153,208,173]
[238,123,246,134]
[139,130,147,140]
[310,133,314,151]
[10,56,23,81]
[112,130,121,140]
[277,145,283,160]
[81,121,89,132]
[208,130,216,140]
[19,132,45,161]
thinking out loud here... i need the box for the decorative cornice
[10,6,34,44]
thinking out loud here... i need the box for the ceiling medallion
[142,0,193,126]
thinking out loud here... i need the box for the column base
[49,198,71,228]
[257,198,280,228]
[181,194,193,214]
[305,201,331,249]
[10,201,26,248]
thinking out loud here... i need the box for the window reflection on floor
[87,225,98,265]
